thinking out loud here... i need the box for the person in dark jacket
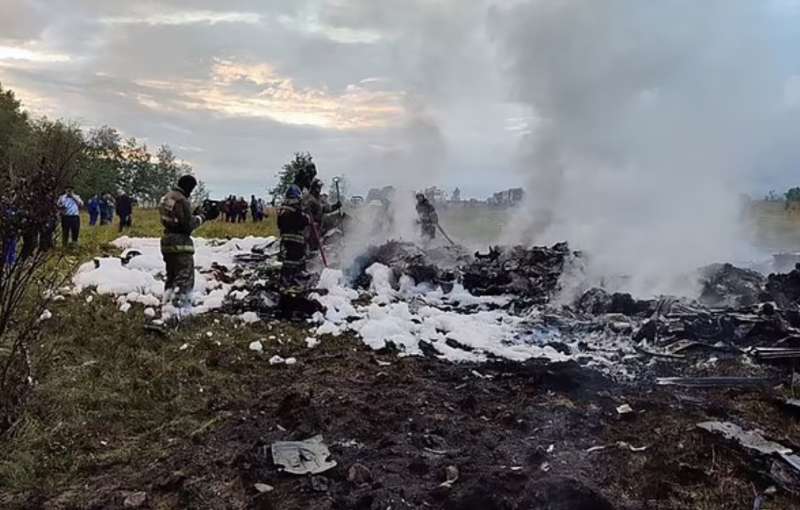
[116,193,134,232]
[278,185,309,286]
[100,193,115,225]
[303,179,341,251]
[158,176,212,320]
[250,195,259,222]
[415,193,438,242]
[88,195,101,226]
[1,206,16,268]
[237,197,248,223]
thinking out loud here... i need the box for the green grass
[68,208,278,261]
[3,200,800,507]
[0,293,313,504]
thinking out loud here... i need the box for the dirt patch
[9,325,798,510]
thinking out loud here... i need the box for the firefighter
[415,193,438,242]
[278,185,309,286]
[294,161,317,192]
[304,179,341,251]
[158,175,215,321]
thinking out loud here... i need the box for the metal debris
[271,435,337,475]
[753,347,800,360]
[697,421,791,456]
[656,377,773,389]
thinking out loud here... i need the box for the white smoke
[489,0,796,297]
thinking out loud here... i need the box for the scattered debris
[310,475,330,492]
[463,243,578,304]
[439,465,459,488]
[753,347,800,361]
[656,377,773,389]
[122,491,147,508]
[699,263,765,308]
[253,483,274,493]
[697,421,792,458]
[249,341,263,353]
[347,463,372,485]
[271,435,337,475]
[616,404,634,416]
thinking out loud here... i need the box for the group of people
[153,166,440,325]
[277,164,345,288]
[221,196,267,223]
[1,184,87,267]
[86,193,135,232]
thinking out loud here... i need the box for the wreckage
[68,235,800,501]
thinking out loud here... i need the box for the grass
[0,291,313,504]
[65,208,278,262]
[3,201,800,507]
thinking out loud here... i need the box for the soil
[15,330,800,510]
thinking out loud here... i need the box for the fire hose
[308,218,328,267]
[437,223,457,247]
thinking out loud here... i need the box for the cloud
[131,59,407,129]
[0,45,72,63]
[99,10,263,26]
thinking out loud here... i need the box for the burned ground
[3,292,800,510]
[7,225,800,509]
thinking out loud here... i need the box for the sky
[0,0,533,199]
[1,0,800,203]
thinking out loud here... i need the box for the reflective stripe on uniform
[281,233,305,243]
[161,245,195,254]
[282,259,305,267]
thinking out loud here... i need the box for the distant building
[488,188,525,207]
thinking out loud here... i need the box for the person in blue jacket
[2,206,17,268]
[87,195,101,226]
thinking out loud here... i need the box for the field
[2,204,800,509]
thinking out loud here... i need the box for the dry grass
[2,201,800,507]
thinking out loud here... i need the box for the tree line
[1,82,206,206]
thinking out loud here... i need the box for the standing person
[116,192,134,232]
[250,195,258,222]
[158,175,213,322]
[304,179,341,250]
[238,197,247,223]
[257,198,266,221]
[99,193,110,225]
[87,195,101,226]
[57,186,83,247]
[278,185,309,286]
[1,206,16,268]
[227,196,237,223]
[415,193,438,243]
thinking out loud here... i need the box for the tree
[0,115,84,431]
[786,187,800,210]
[451,187,461,202]
[0,83,31,179]
[270,152,314,201]
[74,126,122,198]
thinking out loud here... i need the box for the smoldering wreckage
[70,233,800,509]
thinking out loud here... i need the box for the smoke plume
[489,0,795,297]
